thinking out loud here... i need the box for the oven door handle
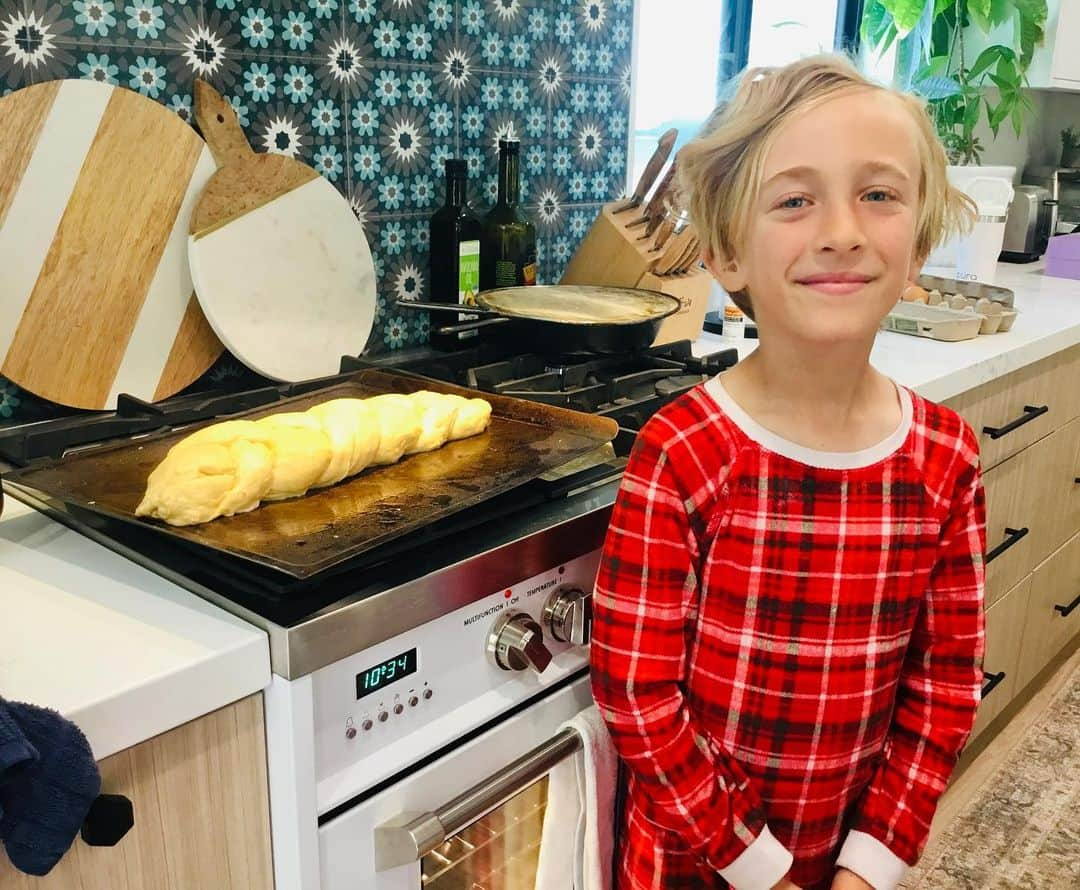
[374,726,582,871]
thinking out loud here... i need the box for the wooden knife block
[560,202,713,346]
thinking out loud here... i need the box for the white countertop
[694,261,1080,402]
[0,497,270,760]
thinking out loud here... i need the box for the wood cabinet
[1017,531,1080,693]
[981,414,1080,607]
[0,694,273,890]
[970,575,1031,741]
[944,344,1080,753]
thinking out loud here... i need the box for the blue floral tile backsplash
[0,0,633,424]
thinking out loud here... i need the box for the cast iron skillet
[397,285,681,353]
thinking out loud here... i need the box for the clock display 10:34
[355,648,418,700]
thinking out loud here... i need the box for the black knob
[393,703,404,715]
[81,794,134,847]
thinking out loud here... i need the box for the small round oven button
[408,695,419,707]
[378,710,389,723]
[423,688,433,700]
[393,703,404,715]
[361,718,373,731]
[345,726,357,740]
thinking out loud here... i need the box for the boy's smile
[711,88,924,345]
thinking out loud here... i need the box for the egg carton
[916,273,1015,308]
[883,300,1018,342]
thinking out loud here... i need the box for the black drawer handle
[986,526,1028,563]
[1054,592,1080,618]
[981,670,1006,699]
[982,405,1048,439]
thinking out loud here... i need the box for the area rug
[898,658,1080,888]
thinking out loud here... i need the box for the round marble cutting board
[187,81,377,382]
[0,80,223,410]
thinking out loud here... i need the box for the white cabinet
[1027,0,1080,90]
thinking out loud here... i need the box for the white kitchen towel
[533,705,618,890]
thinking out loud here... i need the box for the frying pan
[397,285,680,353]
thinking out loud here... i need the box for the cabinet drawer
[970,574,1031,742]
[1035,416,1080,556]
[983,444,1040,607]
[944,346,1078,471]
[1017,531,1080,693]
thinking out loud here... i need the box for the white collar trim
[703,375,914,470]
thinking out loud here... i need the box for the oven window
[421,776,548,890]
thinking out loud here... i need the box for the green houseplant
[861,0,1049,165]
[1063,125,1080,167]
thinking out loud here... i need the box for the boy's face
[710,88,923,346]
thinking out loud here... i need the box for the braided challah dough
[135,390,492,526]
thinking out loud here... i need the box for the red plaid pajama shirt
[591,377,986,890]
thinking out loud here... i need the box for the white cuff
[835,830,909,890]
[715,824,794,890]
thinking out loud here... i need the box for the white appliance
[925,165,1015,284]
[267,552,600,889]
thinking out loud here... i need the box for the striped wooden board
[0,80,224,411]
[187,81,376,382]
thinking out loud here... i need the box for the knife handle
[641,163,677,226]
[650,214,677,251]
[630,128,677,202]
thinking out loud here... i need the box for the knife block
[560,202,713,346]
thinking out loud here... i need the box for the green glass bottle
[480,139,537,289]
[429,159,483,349]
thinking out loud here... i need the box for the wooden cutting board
[0,80,223,411]
[188,81,376,383]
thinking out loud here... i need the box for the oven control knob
[487,612,553,673]
[542,587,592,646]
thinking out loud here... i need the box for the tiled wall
[0,0,633,422]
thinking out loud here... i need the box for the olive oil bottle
[480,139,537,289]
[429,159,483,349]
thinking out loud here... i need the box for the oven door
[318,674,593,890]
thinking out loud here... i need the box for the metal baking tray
[4,370,619,579]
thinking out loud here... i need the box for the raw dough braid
[135,391,492,526]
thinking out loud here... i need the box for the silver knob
[542,587,592,646]
[487,612,553,673]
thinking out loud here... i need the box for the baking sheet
[4,370,618,579]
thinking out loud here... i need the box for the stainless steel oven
[318,676,592,890]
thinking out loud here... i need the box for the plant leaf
[913,75,963,99]
[969,45,1004,79]
[968,0,994,32]
[923,54,951,77]
[1011,101,1026,138]
[883,0,931,35]
[860,0,898,52]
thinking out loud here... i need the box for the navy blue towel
[0,699,100,876]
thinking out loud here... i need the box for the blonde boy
[591,55,985,890]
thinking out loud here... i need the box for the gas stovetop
[1,340,736,678]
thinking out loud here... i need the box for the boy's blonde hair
[676,54,976,320]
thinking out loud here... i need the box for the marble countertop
[0,498,270,760]
[693,261,1080,402]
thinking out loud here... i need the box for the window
[627,0,725,191]
[627,0,891,190]
[747,0,839,68]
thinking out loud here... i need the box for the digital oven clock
[355,648,418,700]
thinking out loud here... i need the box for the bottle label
[457,240,480,339]
[494,259,518,288]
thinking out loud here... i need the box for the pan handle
[435,317,512,335]
[395,299,498,317]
